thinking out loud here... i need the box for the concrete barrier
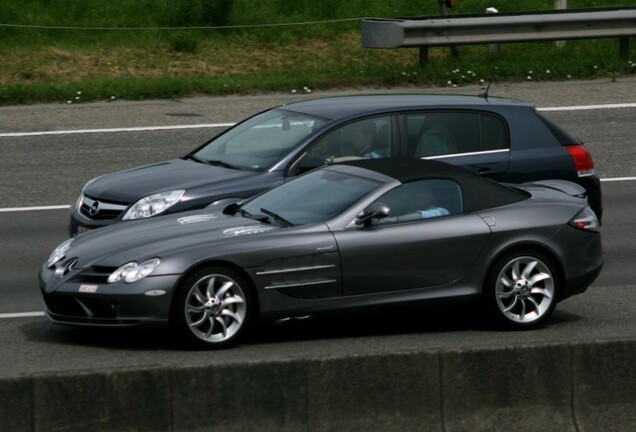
[3,339,636,431]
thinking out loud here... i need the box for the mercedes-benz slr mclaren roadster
[41,159,604,349]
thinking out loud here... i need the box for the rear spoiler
[519,180,587,198]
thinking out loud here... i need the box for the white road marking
[538,103,636,112]
[0,122,235,138]
[0,312,45,319]
[0,205,70,213]
[600,176,636,182]
[0,103,633,138]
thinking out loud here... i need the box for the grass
[0,0,634,105]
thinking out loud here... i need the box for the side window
[480,114,508,151]
[405,111,508,157]
[306,116,392,162]
[373,179,463,225]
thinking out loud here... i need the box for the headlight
[47,238,74,268]
[122,190,185,220]
[107,258,161,284]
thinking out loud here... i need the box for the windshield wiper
[184,154,209,164]
[237,207,254,219]
[207,160,239,170]
[184,155,238,170]
[260,208,294,228]
[232,206,272,224]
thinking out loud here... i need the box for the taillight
[569,207,599,232]
[565,145,595,177]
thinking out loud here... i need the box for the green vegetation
[0,0,633,104]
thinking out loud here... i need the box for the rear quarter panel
[473,200,582,281]
[499,107,578,184]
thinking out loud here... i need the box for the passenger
[376,185,449,224]
[380,205,449,223]
[416,121,458,157]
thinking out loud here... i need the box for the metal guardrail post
[419,47,429,67]
[486,8,500,55]
[555,0,567,48]
[620,37,630,59]
[420,0,451,66]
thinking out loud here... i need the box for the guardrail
[361,7,636,65]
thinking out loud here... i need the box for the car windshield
[241,169,380,226]
[192,109,328,172]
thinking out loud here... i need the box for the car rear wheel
[173,267,254,349]
[483,251,559,329]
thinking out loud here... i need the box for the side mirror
[222,200,244,215]
[355,202,390,227]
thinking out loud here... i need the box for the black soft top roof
[338,158,528,212]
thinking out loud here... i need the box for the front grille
[79,195,128,221]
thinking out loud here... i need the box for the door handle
[477,168,497,177]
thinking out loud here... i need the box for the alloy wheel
[184,273,247,344]
[495,255,555,325]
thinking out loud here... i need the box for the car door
[400,110,511,181]
[333,180,492,296]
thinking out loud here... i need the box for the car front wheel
[483,251,559,329]
[173,267,254,349]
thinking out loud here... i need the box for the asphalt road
[0,78,634,377]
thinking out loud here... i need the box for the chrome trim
[81,195,128,212]
[264,279,337,290]
[55,258,78,278]
[256,264,336,276]
[422,148,510,160]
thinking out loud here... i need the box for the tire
[483,250,559,329]
[172,267,255,349]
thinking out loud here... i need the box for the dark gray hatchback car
[69,94,602,236]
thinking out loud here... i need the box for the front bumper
[40,268,181,327]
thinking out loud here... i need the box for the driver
[346,122,384,159]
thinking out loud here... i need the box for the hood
[68,209,280,268]
[85,158,258,202]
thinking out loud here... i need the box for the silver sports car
[40,159,604,349]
